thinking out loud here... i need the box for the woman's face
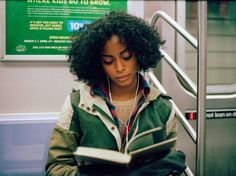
[101,35,138,89]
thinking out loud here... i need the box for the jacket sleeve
[165,101,178,149]
[45,95,79,176]
[166,101,178,138]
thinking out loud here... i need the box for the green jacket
[45,84,177,176]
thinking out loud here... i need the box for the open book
[74,127,177,166]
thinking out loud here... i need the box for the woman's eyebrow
[120,47,129,55]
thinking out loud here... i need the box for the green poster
[6,0,127,55]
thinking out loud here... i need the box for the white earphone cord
[107,74,139,145]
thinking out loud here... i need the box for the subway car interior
[0,1,236,175]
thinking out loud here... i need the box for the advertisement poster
[6,0,127,55]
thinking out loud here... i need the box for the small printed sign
[185,109,236,120]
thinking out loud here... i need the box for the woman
[45,11,186,176]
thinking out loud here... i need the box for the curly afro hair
[68,11,164,86]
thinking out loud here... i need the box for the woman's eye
[122,51,132,60]
[101,57,113,65]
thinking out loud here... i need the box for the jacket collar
[78,82,162,116]
[78,84,112,117]
[146,85,162,101]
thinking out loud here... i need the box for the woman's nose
[115,58,125,72]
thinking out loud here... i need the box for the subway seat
[0,113,58,176]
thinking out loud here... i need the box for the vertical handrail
[196,2,207,176]
[151,11,236,100]
[150,9,208,176]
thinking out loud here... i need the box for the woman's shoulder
[154,93,173,110]
[70,83,90,95]
[148,86,172,105]
[69,83,91,105]
[149,87,173,118]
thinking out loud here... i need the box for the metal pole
[196,1,207,176]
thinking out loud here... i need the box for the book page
[125,126,164,153]
[74,127,176,166]
[129,137,177,160]
[74,147,132,166]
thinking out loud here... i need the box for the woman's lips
[116,74,130,82]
